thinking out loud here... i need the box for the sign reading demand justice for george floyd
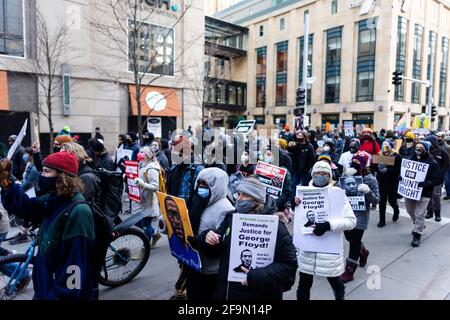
[398,159,429,201]
[228,214,278,283]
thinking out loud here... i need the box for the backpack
[60,200,114,280]
[94,168,124,218]
[158,168,167,193]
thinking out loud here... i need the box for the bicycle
[0,212,152,299]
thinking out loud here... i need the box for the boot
[340,260,358,283]
[425,210,434,219]
[411,232,421,247]
[359,245,370,267]
[333,286,345,301]
[377,212,386,228]
[392,210,400,222]
[435,210,442,222]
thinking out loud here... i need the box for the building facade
[0,0,205,153]
[212,0,450,132]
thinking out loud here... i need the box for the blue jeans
[0,233,18,278]
[291,171,311,195]
[137,217,155,239]
[445,169,450,197]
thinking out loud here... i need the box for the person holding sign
[196,177,297,300]
[294,161,356,300]
[402,141,442,247]
[374,140,402,228]
[338,152,379,283]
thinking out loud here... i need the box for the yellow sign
[413,115,431,131]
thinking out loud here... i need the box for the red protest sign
[125,161,141,203]
[255,161,287,198]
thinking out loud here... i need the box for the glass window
[299,35,313,104]
[237,86,244,106]
[276,41,288,106]
[256,47,267,108]
[331,0,338,14]
[254,115,265,125]
[128,20,174,76]
[228,84,237,105]
[325,27,342,103]
[356,20,377,102]
[206,83,216,103]
[439,37,448,107]
[275,83,287,106]
[259,25,264,37]
[0,0,24,57]
[412,24,424,104]
[217,84,226,104]
[426,31,437,105]
[280,17,285,31]
[395,16,408,101]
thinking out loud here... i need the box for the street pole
[302,12,310,117]
[427,45,435,118]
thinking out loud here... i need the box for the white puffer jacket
[298,183,356,277]
[131,160,160,217]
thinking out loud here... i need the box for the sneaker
[425,211,434,219]
[444,196,450,200]
[9,233,30,245]
[15,274,31,293]
[169,289,187,300]
[151,233,162,247]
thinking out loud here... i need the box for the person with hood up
[124,132,140,161]
[375,140,402,228]
[403,141,442,246]
[288,130,316,188]
[294,161,356,300]
[132,146,162,246]
[196,176,298,300]
[91,139,114,171]
[185,168,235,300]
[424,135,449,222]
[339,152,379,283]
[399,132,416,160]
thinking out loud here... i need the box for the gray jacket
[0,202,9,235]
[194,168,235,274]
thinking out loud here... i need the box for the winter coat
[21,162,40,192]
[375,152,402,192]
[167,162,204,204]
[298,183,356,278]
[429,145,450,177]
[155,150,170,174]
[275,169,293,211]
[337,173,379,230]
[195,196,298,300]
[78,163,101,205]
[0,202,9,235]
[359,138,380,156]
[96,152,114,171]
[410,153,442,198]
[399,145,416,160]
[132,160,160,217]
[279,149,293,172]
[190,168,235,275]
[1,183,96,300]
[125,142,140,161]
[288,142,316,173]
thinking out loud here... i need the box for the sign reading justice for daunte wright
[397,159,429,201]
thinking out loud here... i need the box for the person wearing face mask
[132,146,162,246]
[332,133,345,162]
[184,168,234,300]
[7,135,26,181]
[53,135,73,154]
[288,130,316,189]
[374,141,402,228]
[113,134,127,172]
[294,161,356,300]
[236,150,256,177]
[338,138,361,171]
[150,139,170,174]
[124,131,140,161]
[403,141,442,247]
[0,152,97,300]
[358,128,380,159]
[196,176,297,300]
[399,132,416,160]
[339,152,379,283]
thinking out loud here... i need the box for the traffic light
[421,106,427,114]
[296,87,306,107]
[392,71,403,86]
[261,94,266,108]
[294,106,305,117]
[431,106,437,122]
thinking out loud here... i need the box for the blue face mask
[235,199,255,213]
[23,154,30,162]
[198,187,210,199]
[313,175,329,187]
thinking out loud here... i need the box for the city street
[6,194,450,300]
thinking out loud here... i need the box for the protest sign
[116,149,133,164]
[395,139,403,152]
[157,192,202,271]
[372,155,395,166]
[234,120,256,134]
[413,114,431,134]
[228,214,279,282]
[7,120,28,160]
[343,121,355,137]
[254,161,287,198]
[339,176,366,211]
[398,159,429,201]
[147,117,162,138]
[125,161,140,203]
[293,187,345,254]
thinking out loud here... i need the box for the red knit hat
[352,151,369,168]
[43,151,78,176]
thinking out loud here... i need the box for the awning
[0,71,9,111]
[129,85,181,117]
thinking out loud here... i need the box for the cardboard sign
[293,187,344,255]
[372,155,395,166]
[157,192,202,271]
[343,120,355,137]
[125,161,140,203]
[413,115,431,134]
[234,120,256,134]
[254,161,287,199]
[339,176,366,211]
[398,159,429,201]
[395,139,403,153]
[228,213,279,282]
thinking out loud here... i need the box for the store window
[128,20,174,75]
[254,115,265,125]
[0,0,24,57]
[353,113,374,133]
[273,115,286,130]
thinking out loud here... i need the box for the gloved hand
[313,222,331,236]
[358,184,371,194]
[0,159,13,189]
[418,182,426,188]
[134,177,145,187]
[346,167,358,176]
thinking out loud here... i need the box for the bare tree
[90,0,199,145]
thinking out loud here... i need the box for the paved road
[4,196,450,300]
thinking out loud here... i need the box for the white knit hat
[311,161,332,177]
[140,146,155,160]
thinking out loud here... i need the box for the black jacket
[78,163,101,204]
[11,145,26,180]
[275,170,293,211]
[399,145,415,160]
[430,146,450,177]
[279,149,292,173]
[193,197,298,300]
[410,153,442,198]
[288,142,316,173]
[96,152,115,171]
[376,153,402,191]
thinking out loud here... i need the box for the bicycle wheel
[98,226,151,287]
[0,254,33,300]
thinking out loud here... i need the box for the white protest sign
[343,121,355,137]
[398,159,429,201]
[234,120,256,135]
[293,187,345,255]
[116,149,133,163]
[147,117,162,138]
[25,187,36,198]
[228,214,279,283]
[339,176,366,211]
[7,120,28,160]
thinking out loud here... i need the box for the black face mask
[38,175,57,194]
[349,146,358,154]
[53,146,61,153]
